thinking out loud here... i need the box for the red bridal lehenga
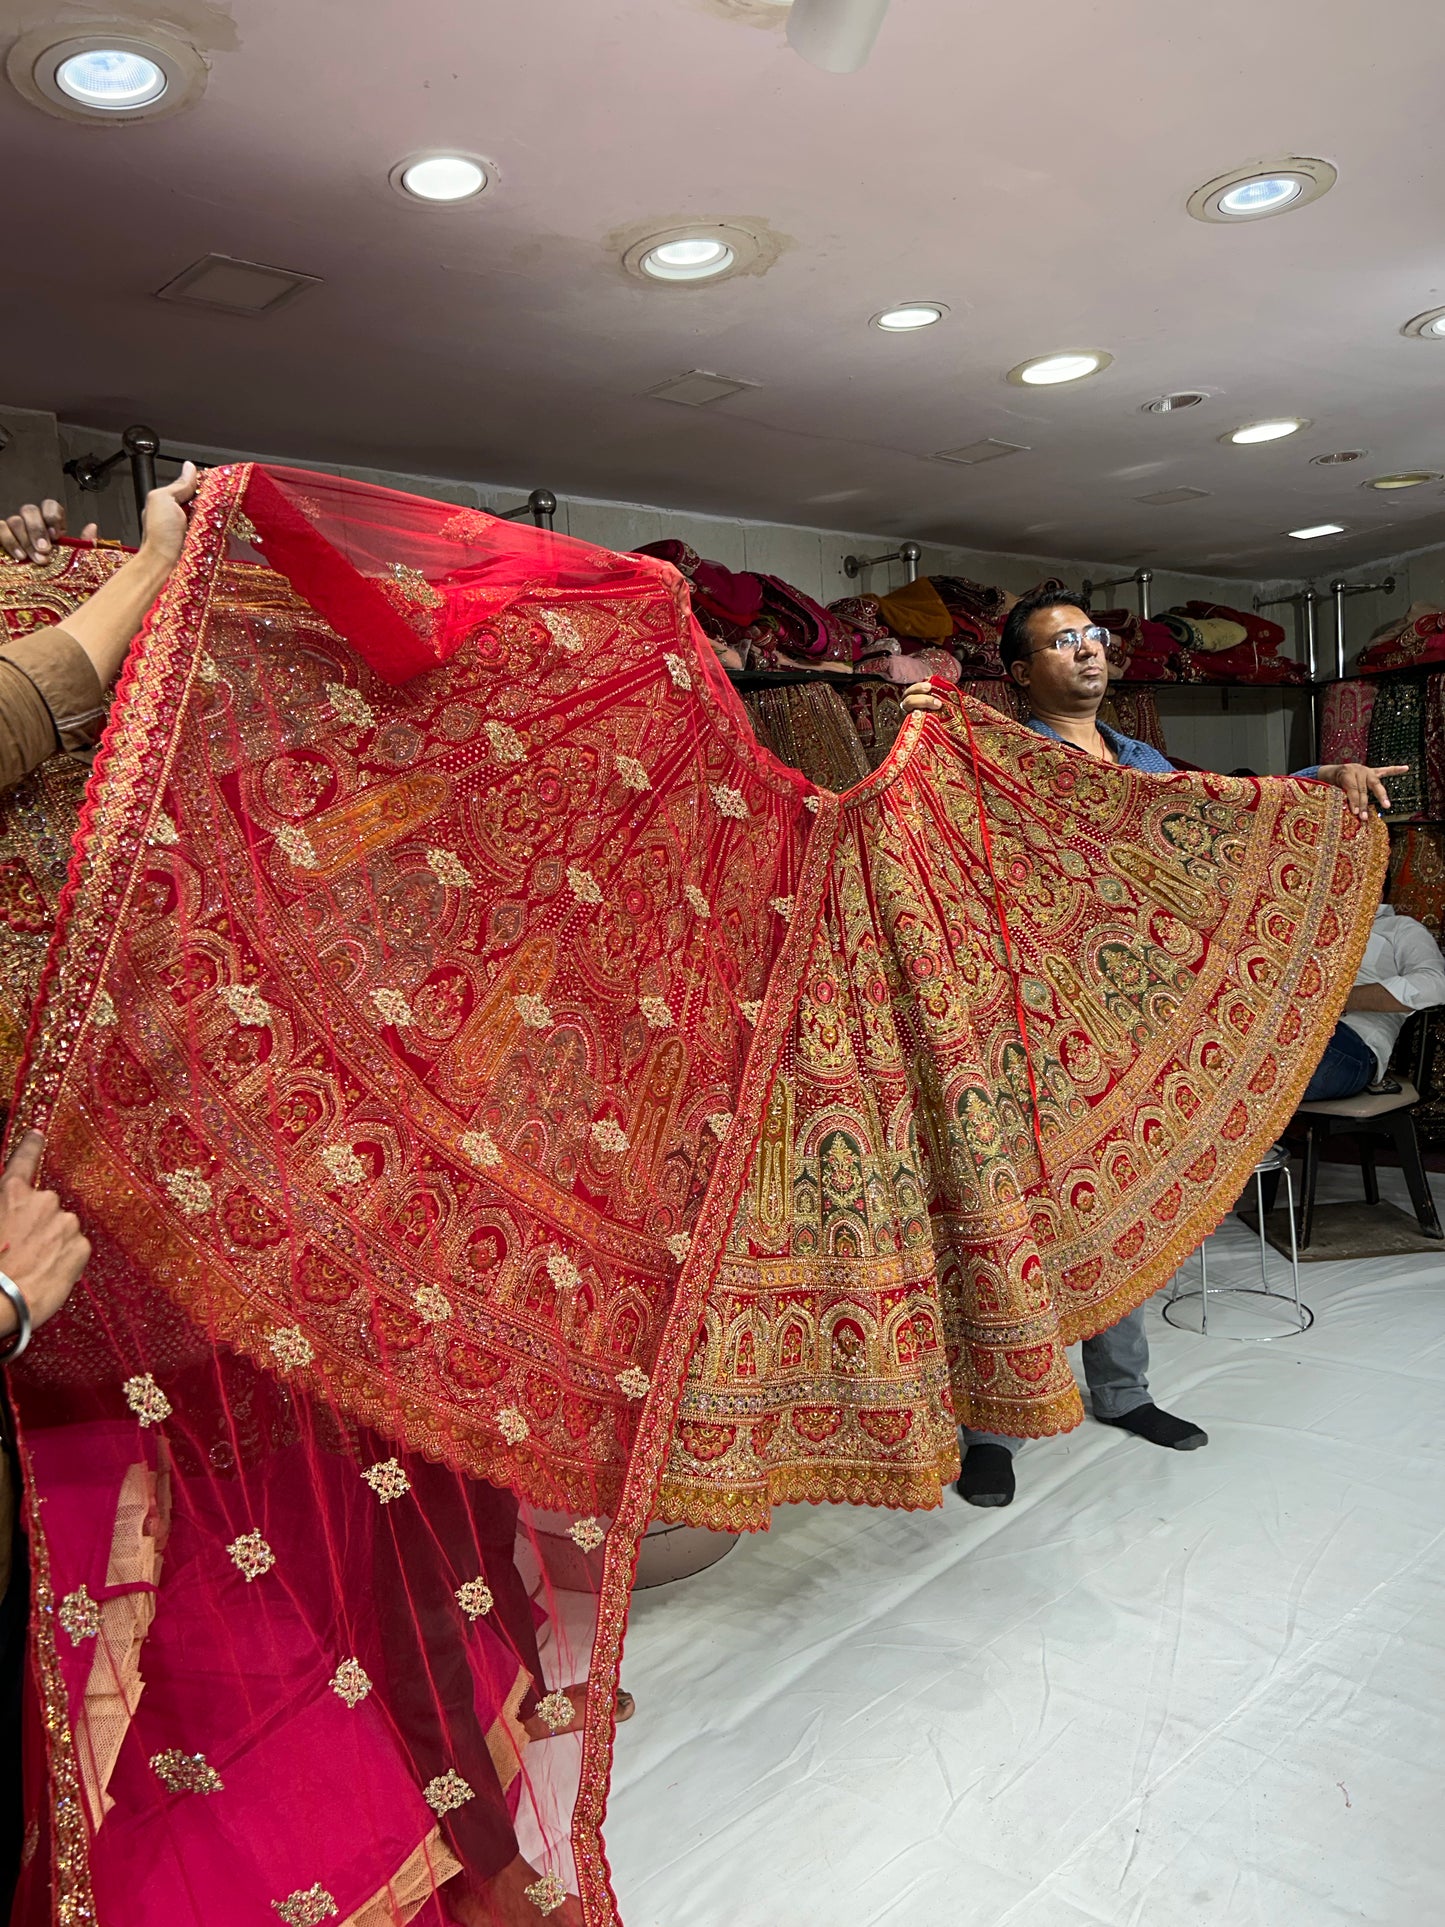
[0,469,1382,1926]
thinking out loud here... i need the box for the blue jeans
[1302,1020,1376,1102]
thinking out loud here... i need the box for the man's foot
[956,1443,1016,1507]
[524,1681,635,1742]
[452,1855,583,1926]
[1097,1402,1208,1450]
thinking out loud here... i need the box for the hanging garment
[1388,826,1445,938]
[1320,680,1379,766]
[1424,673,1445,817]
[741,681,874,790]
[9,467,1383,1926]
[1366,678,1428,818]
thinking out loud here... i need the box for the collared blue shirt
[1025,715,1319,782]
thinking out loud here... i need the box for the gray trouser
[962,1301,1151,1456]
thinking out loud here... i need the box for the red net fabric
[6,465,1384,1925]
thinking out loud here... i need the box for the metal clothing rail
[1081,567,1154,619]
[843,540,921,582]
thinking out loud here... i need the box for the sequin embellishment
[362,1459,411,1504]
[331,1659,372,1706]
[228,1531,276,1582]
[424,1770,474,1815]
[525,1873,568,1915]
[57,1586,99,1644]
[151,1749,223,1795]
[271,1885,338,1926]
[455,1577,495,1620]
[268,1326,314,1372]
[569,1518,605,1554]
[534,1691,576,1734]
[124,1374,172,1427]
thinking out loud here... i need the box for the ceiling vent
[155,254,323,316]
[933,438,1030,466]
[1141,392,1207,414]
[1310,449,1367,465]
[1136,486,1211,506]
[646,370,758,407]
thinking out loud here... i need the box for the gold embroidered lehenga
[3,468,1381,1924]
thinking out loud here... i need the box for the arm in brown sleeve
[0,626,107,792]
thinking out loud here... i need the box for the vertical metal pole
[1302,590,1318,684]
[122,424,160,523]
[900,541,921,584]
[1330,579,1348,681]
[1137,569,1153,620]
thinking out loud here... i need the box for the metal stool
[1162,1145,1313,1340]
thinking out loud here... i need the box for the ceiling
[4,0,1445,576]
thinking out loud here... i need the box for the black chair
[1270,1012,1443,1249]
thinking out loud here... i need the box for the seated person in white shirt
[1303,903,1445,1100]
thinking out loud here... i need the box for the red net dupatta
[7,462,1383,1925]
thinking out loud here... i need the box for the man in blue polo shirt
[903,587,1406,1507]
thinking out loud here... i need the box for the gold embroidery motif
[91,989,117,1028]
[566,866,602,905]
[218,982,272,1025]
[497,1407,529,1444]
[663,653,692,691]
[545,1250,581,1291]
[57,1586,100,1644]
[124,1373,172,1427]
[485,719,527,764]
[460,1128,500,1168]
[683,885,710,917]
[710,784,748,819]
[388,561,443,610]
[320,1143,366,1186]
[534,1690,575,1734]
[665,1232,691,1262]
[148,810,180,847]
[740,1000,762,1024]
[271,1885,338,1926]
[427,846,473,888]
[150,1749,223,1795]
[617,1366,651,1400]
[770,896,795,922]
[524,1872,568,1916]
[540,608,585,654]
[455,1577,495,1620]
[424,1770,474,1815]
[704,1113,734,1141]
[362,1459,411,1503]
[162,1170,213,1217]
[513,993,553,1029]
[590,1118,629,1153]
[414,1284,451,1324]
[804,793,821,813]
[274,823,318,869]
[268,1326,314,1371]
[639,995,673,1029]
[370,988,414,1027]
[231,509,262,547]
[196,651,222,684]
[569,1518,605,1554]
[228,1531,276,1582]
[614,754,651,792]
[324,681,374,728]
[331,1658,372,1706]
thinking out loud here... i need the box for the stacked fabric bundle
[1354,603,1445,674]
[634,540,855,669]
[1150,601,1307,685]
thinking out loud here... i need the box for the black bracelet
[0,1272,32,1365]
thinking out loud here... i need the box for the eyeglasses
[1027,625,1114,657]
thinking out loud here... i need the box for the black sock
[1098,1402,1207,1450]
[956,1443,1016,1506]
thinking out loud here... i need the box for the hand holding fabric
[0,498,99,563]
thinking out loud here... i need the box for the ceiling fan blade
[785,0,893,73]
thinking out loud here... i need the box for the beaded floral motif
[615,755,651,792]
[197,652,223,684]
[331,1658,372,1706]
[428,846,473,888]
[57,1586,99,1644]
[546,1250,581,1292]
[271,1885,338,1926]
[639,995,673,1029]
[485,720,527,764]
[534,1690,576,1734]
[148,810,180,847]
[163,1169,213,1217]
[616,1366,651,1400]
[218,982,272,1026]
[370,988,414,1028]
[325,682,375,729]
[124,1374,172,1427]
[90,988,117,1028]
[514,993,553,1029]
[388,562,443,610]
[710,784,748,819]
[497,1407,529,1445]
[414,1284,451,1325]
[684,885,711,918]
[228,1531,276,1582]
[770,896,795,922]
[362,1459,411,1503]
[424,1770,474,1816]
[704,1113,734,1141]
[665,1232,691,1263]
[804,794,821,813]
[740,1000,762,1025]
[150,1749,223,1795]
[273,823,318,869]
[460,1128,500,1168]
[320,1143,366,1186]
[232,510,262,548]
[569,1518,606,1554]
[455,1577,495,1620]
[524,1873,568,1916]
[590,1118,629,1153]
[567,866,602,905]
[663,653,692,691]
[540,608,585,654]
[268,1326,314,1371]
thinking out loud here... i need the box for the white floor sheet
[607,1168,1445,1926]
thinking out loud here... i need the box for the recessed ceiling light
[1366,472,1441,490]
[642,238,734,281]
[1224,418,1309,446]
[873,303,946,332]
[1008,350,1112,387]
[1311,449,1366,465]
[1187,157,1336,224]
[6,24,206,122]
[1401,307,1445,340]
[1287,523,1346,540]
[1141,392,1207,413]
[621,224,763,288]
[392,155,489,203]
